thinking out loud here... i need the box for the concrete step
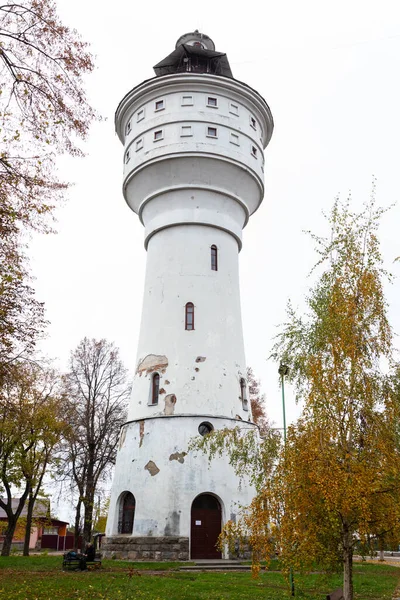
[181,565,251,571]
[194,560,243,565]
[180,560,251,571]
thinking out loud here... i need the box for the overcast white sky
[30,0,400,473]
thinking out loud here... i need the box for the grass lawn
[0,555,398,599]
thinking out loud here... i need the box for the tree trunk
[74,499,82,550]
[83,462,95,545]
[1,515,19,557]
[23,491,35,556]
[23,468,47,556]
[378,537,385,561]
[83,490,94,545]
[343,525,354,600]
[0,490,30,556]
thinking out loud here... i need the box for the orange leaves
[270,193,400,598]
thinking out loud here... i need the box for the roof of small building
[0,499,68,525]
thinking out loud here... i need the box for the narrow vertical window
[211,245,218,271]
[151,373,160,405]
[240,378,248,410]
[185,302,194,330]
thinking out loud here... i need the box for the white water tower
[104,31,273,560]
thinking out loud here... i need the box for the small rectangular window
[137,109,145,122]
[154,129,163,141]
[229,103,239,116]
[126,120,132,135]
[251,145,258,158]
[230,133,240,146]
[250,116,257,129]
[181,126,192,137]
[136,138,143,151]
[43,527,59,535]
[207,96,218,108]
[155,99,165,111]
[125,150,130,163]
[207,127,217,138]
[181,95,193,106]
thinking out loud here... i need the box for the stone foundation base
[101,535,189,560]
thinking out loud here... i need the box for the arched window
[185,302,194,330]
[151,373,160,405]
[240,378,248,410]
[211,245,218,271]
[118,492,136,534]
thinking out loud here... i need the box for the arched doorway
[118,492,136,534]
[190,493,222,559]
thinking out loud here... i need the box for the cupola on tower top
[154,30,233,78]
[175,30,215,50]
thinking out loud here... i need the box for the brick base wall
[101,536,189,560]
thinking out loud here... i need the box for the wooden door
[190,494,222,559]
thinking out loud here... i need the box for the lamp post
[278,362,294,597]
[278,363,289,444]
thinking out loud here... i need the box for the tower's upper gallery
[153,31,233,78]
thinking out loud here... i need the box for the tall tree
[0,360,66,556]
[0,0,97,371]
[268,193,400,599]
[61,338,130,546]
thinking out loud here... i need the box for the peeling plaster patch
[139,420,145,447]
[194,368,200,372]
[164,394,177,415]
[169,451,187,464]
[159,388,166,395]
[136,354,168,376]
[236,414,243,420]
[195,356,206,363]
[144,460,160,476]
[164,380,170,385]
[118,426,127,450]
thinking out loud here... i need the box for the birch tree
[268,193,400,599]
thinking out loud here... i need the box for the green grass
[0,556,398,599]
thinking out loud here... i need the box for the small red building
[0,499,71,551]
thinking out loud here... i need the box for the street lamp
[278,362,294,597]
[278,363,289,444]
